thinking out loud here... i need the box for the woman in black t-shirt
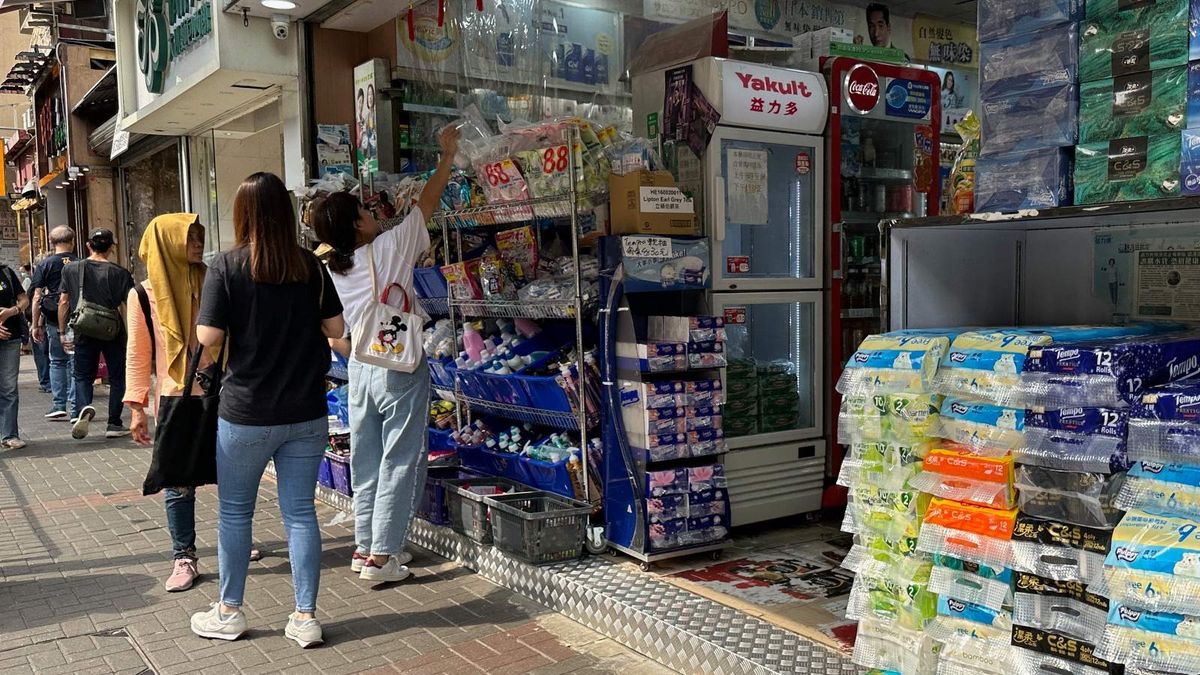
[191,172,344,648]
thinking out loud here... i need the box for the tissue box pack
[977,0,1083,42]
[981,84,1079,155]
[1079,0,1200,83]
[1182,128,1200,195]
[980,27,1079,100]
[1022,332,1200,405]
[975,147,1074,213]
[1079,64,1200,144]
[1075,133,1183,204]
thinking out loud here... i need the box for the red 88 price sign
[483,160,514,187]
[542,145,569,175]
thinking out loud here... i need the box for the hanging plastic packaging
[928,554,1013,612]
[1127,382,1200,464]
[1011,571,1109,644]
[837,394,889,444]
[1010,514,1111,585]
[1014,465,1125,529]
[1016,407,1130,474]
[1010,625,1120,675]
[1095,604,1200,674]
[842,486,929,544]
[933,399,1026,456]
[907,444,1017,510]
[836,440,928,492]
[846,558,938,631]
[886,391,942,441]
[841,532,925,576]
[916,498,1017,570]
[836,330,956,399]
[852,618,939,675]
[1099,510,1200,615]
[926,603,1014,675]
[1116,460,1200,520]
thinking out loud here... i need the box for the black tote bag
[142,343,225,496]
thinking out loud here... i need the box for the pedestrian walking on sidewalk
[0,262,29,449]
[20,263,49,392]
[124,213,214,592]
[30,227,78,414]
[191,172,344,648]
[58,229,135,440]
[311,124,459,583]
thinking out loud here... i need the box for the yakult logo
[735,71,813,98]
[845,64,880,114]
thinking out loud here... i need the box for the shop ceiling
[874,0,976,23]
[221,0,337,21]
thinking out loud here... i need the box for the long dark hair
[233,172,311,284]
[310,191,361,275]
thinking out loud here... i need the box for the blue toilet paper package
[1101,510,1200,614]
[1128,382,1200,463]
[980,25,1079,99]
[981,84,1079,156]
[1018,407,1130,474]
[977,0,1083,42]
[1096,604,1200,674]
[974,147,1074,214]
[1116,460,1200,519]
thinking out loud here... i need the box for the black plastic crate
[486,492,591,565]
[444,477,535,544]
[417,467,482,527]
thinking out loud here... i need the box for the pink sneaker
[165,558,198,592]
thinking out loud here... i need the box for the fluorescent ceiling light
[261,0,296,9]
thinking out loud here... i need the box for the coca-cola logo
[846,64,880,114]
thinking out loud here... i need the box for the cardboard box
[608,171,699,236]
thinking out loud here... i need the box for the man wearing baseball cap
[58,228,136,439]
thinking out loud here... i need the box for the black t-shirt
[60,259,136,315]
[30,252,79,321]
[198,247,343,426]
[0,266,25,340]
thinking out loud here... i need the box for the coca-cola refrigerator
[823,57,941,508]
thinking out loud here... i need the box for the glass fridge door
[707,127,823,291]
[712,291,824,449]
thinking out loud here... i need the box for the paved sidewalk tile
[0,359,677,674]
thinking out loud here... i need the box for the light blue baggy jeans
[216,416,327,613]
[348,358,430,557]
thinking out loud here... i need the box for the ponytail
[310,192,362,275]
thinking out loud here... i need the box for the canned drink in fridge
[898,184,914,213]
[874,184,887,213]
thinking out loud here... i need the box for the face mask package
[917,498,1018,570]
[1099,510,1200,615]
[1079,64,1200,145]
[1017,407,1130,474]
[1010,625,1122,675]
[981,84,1079,156]
[973,147,1075,213]
[1014,465,1126,529]
[934,399,1026,456]
[1079,0,1200,84]
[908,445,1017,510]
[837,330,956,400]
[1010,514,1113,585]
[977,0,1083,43]
[1011,571,1110,644]
[852,617,939,674]
[1128,382,1200,464]
[1116,460,1200,520]
[1095,604,1200,674]
[1018,331,1200,410]
[929,554,1013,612]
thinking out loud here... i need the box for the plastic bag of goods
[842,485,929,544]
[1010,513,1111,585]
[1011,571,1109,644]
[846,555,938,631]
[837,329,956,399]
[1095,604,1200,675]
[1127,382,1200,465]
[933,398,1025,456]
[907,444,1017,510]
[837,439,929,491]
[947,112,980,216]
[925,596,1014,675]
[1016,407,1130,474]
[1117,460,1200,520]
[917,498,1017,570]
[1098,510,1200,615]
[1010,624,1121,675]
[1014,465,1126,529]
[928,554,1012,612]
[852,617,939,675]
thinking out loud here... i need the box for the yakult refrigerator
[824,57,941,508]
[634,57,829,525]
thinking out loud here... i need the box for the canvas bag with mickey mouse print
[352,243,423,372]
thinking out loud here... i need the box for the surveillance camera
[271,14,289,40]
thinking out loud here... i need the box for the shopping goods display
[980,84,1079,155]
[974,147,1074,213]
[1078,0,1200,84]
[979,26,1080,100]
[1078,64,1200,144]
[977,0,1083,43]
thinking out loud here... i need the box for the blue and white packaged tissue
[1018,407,1131,474]
[977,0,1083,43]
[981,84,1079,155]
[975,147,1074,213]
[980,26,1080,99]
[1128,382,1200,464]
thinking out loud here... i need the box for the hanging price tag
[481,159,520,187]
[474,158,533,222]
[541,144,570,175]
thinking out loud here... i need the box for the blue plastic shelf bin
[327,451,352,496]
[326,386,349,427]
[427,426,456,453]
[317,456,334,489]
[458,444,530,485]
[413,266,449,300]
[517,373,575,413]
[418,466,482,526]
[428,357,454,388]
[522,455,578,500]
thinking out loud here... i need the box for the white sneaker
[351,550,412,573]
[44,410,68,420]
[285,613,324,648]
[72,406,95,440]
[190,603,247,641]
[359,556,411,583]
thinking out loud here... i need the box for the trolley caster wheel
[609,548,619,557]
[640,562,653,572]
[585,539,607,556]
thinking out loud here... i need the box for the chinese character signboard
[911,13,978,68]
[719,61,827,134]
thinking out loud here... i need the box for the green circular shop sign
[137,0,213,94]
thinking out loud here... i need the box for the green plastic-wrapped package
[1075,133,1183,204]
[1079,65,1197,144]
[1079,0,1191,83]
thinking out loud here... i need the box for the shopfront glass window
[121,142,183,279]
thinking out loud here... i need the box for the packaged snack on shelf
[1011,571,1110,644]
[980,83,1079,156]
[1015,465,1126,529]
[977,0,1082,43]
[948,113,980,215]
[909,444,1016,509]
[1116,460,1200,520]
[1011,514,1112,584]
[1100,510,1200,614]
[441,259,483,300]
[1095,604,1200,674]
[836,330,956,398]
[494,226,539,285]
[1079,0,1197,83]
[1017,407,1130,474]
[1010,625,1119,675]
[473,149,535,222]
[933,399,1026,456]
[477,253,517,300]
[851,617,939,674]
[916,498,1017,569]
[929,554,1012,611]
[513,146,573,218]
[1127,382,1200,464]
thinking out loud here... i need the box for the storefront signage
[720,61,826,133]
[136,0,213,94]
[911,13,977,68]
[845,64,880,115]
[884,78,932,119]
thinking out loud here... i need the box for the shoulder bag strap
[366,243,381,302]
[134,284,156,365]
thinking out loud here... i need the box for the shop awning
[72,65,117,119]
